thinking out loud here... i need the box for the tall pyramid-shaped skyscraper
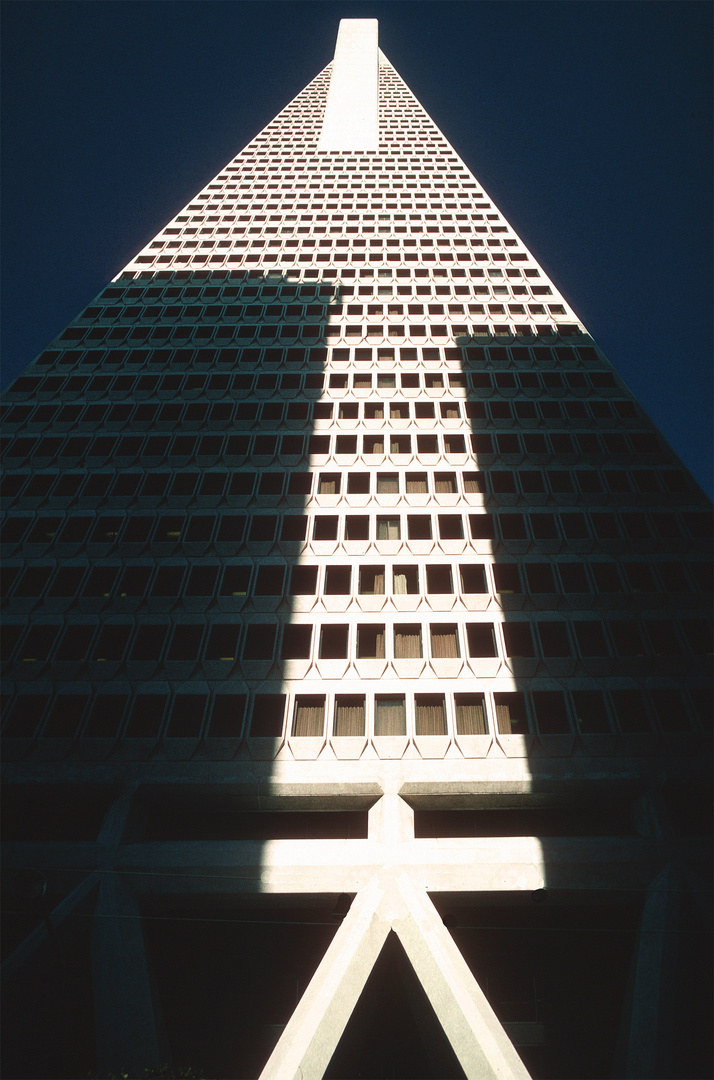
[2,19,711,1080]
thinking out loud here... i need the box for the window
[281,624,312,659]
[242,624,276,660]
[313,516,338,541]
[334,695,366,737]
[393,565,419,594]
[292,695,325,737]
[205,624,241,661]
[572,690,610,734]
[466,623,497,657]
[377,517,400,540]
[434,472,457,494]
[250,694,285,738]
[493,692,527,734]
[610,689,650,734]
[254,565,285,595]
[324,565,351,594]
[377,473,399,494]
[609,621,646,657]
[525,564,556,593]
[532,691,570,734]
[347,472,370,494]
[558,563,589,593]
[573,622,608,657]
[454,693,487,735]
[538,622,571,657]
[319,624,348,659]
[394,624,422,658]
[357,624,385,659]
[359,565,384,594]
[345,515,369,540]
[430,624,459,658]
[493,564,521,594]
[318,473,341,495]
[406,473,428,494]
[374,695,406,736]
[502,623,534,657]
[590,564,623,593]
[415,694,446,735]
[426,565,453,593]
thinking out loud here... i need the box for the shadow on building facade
[1,265,712,1080]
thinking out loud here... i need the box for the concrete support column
[260,872,532,1080]
[390,876,532,1080]
[260,876,390,1080]
[621,863,681,1079]
[368,791,415,846]
[91,873,166,1076]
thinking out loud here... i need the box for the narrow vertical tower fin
[318,18,379,151]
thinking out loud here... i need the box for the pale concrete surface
[318,19,379,151]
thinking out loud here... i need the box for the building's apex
[318,19,379,152]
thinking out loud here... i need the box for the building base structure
[1,18,712,1080]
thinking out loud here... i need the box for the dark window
[525,564,556,593]
[609,621,646,657]
[325,565,351,594]
[345,515,369,540]
[493,564,521,594]
[538,621,571,657]
[466,623,497,658]
[611,689,650,733]
[319,624,348,659]
[438,515,463,540]
[532,691,570,734]
[250,694,285,737]
[281,624,313,659]
[572,690,611,734]
[254,565,285,595]
[313,516,339,541]
[167,624,203,662]
[574,622,609,657]
[426,565,453,594]
[357,624,385,659]
[502,623,534,657]
[590,563,623,593]
[289,565,317,595]
[242,624,276,660]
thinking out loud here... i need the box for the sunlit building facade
[2,19,711,1080]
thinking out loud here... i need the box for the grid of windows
[1,44,711,765]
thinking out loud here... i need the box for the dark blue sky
[2,0,712,496]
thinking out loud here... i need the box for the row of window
[4,558,710,606]
[5,509,710,553]
[1,399,646,440]
[1,466,691,507]
[4,615,711,674]
[3,683,709,744]
[8,363,617,398]
[0,429,666,469]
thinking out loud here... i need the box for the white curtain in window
[334,699,365,737]
[375,697,406,736]
[415,697,446,735]
[456,700,486,735]
[293,699,325,737]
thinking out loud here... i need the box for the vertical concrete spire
[318,18,379,151]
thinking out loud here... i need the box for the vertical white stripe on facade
[318,19,379,151]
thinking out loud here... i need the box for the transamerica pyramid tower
[2,19,711,1080]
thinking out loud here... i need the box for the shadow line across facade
[1,19,712,1080]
